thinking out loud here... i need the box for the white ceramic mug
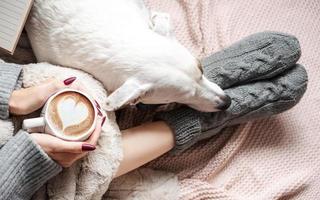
[22,89,97,141]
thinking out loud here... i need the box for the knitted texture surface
[142,0,320,199]
[0,131,61,200]
[153,32,307,153]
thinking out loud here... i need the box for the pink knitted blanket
[1,1,318,199]
[145,0,320,199]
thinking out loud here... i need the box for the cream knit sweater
[142,0,320,199]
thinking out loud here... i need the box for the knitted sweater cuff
[0,131,62,200]
[0,62,23,119]
[154,107,202,154]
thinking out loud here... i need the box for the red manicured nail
[97,109,103,116]
[94,100,101,109]
[101,116,106,126]
[63,77,77,85]
[82,144,96,151]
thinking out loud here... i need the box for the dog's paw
[150,11,173,38]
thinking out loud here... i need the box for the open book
[0,0,33,54]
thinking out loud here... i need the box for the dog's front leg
[105,78,152,111]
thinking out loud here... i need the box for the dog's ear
[105,78,152,111]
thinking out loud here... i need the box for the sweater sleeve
[0,130,62,200]
[0,62,23,120]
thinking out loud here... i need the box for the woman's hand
[9,77,77,115]
[30,115,106,168]
[9,76,106,167]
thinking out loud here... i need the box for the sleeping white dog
[26,0,231,112]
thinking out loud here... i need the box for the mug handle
[22,117,45,133]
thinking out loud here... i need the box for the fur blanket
[0,34,179,200]
[1,60,123,200]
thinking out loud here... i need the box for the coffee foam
[48,91,95,137]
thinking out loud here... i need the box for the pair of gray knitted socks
[199,32,308,134]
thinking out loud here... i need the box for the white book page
[0,0,33,53]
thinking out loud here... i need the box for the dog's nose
[217,95,232,110]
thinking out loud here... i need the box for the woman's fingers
[44,77,77,97]
[9,77,78,115]
[30,112,104,155]
[58,102,106,151]
[56,140,95,154]
[86,116,105,146]
[70,80,93,97]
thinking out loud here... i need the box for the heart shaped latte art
[57,97,89,130]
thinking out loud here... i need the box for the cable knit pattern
[0,131,61,200]
[154,32,307,153]
[117,32,308,154]
[201,32,301,89]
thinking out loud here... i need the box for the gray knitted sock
[153,32,308,152]
[202,32,301,89]
[116,32,308,154]
[200,64,308,136]
[199,32,307,132]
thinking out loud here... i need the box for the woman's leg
[114,32,308,176]
[115,64,307,177]
[115,121,174,177]
[155,32,307,152]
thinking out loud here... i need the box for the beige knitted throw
[141,0,320,199]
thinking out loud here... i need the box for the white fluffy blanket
[0,37,178,199]
[8,61,123,200]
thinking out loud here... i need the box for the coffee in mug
[23,89,97,141]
